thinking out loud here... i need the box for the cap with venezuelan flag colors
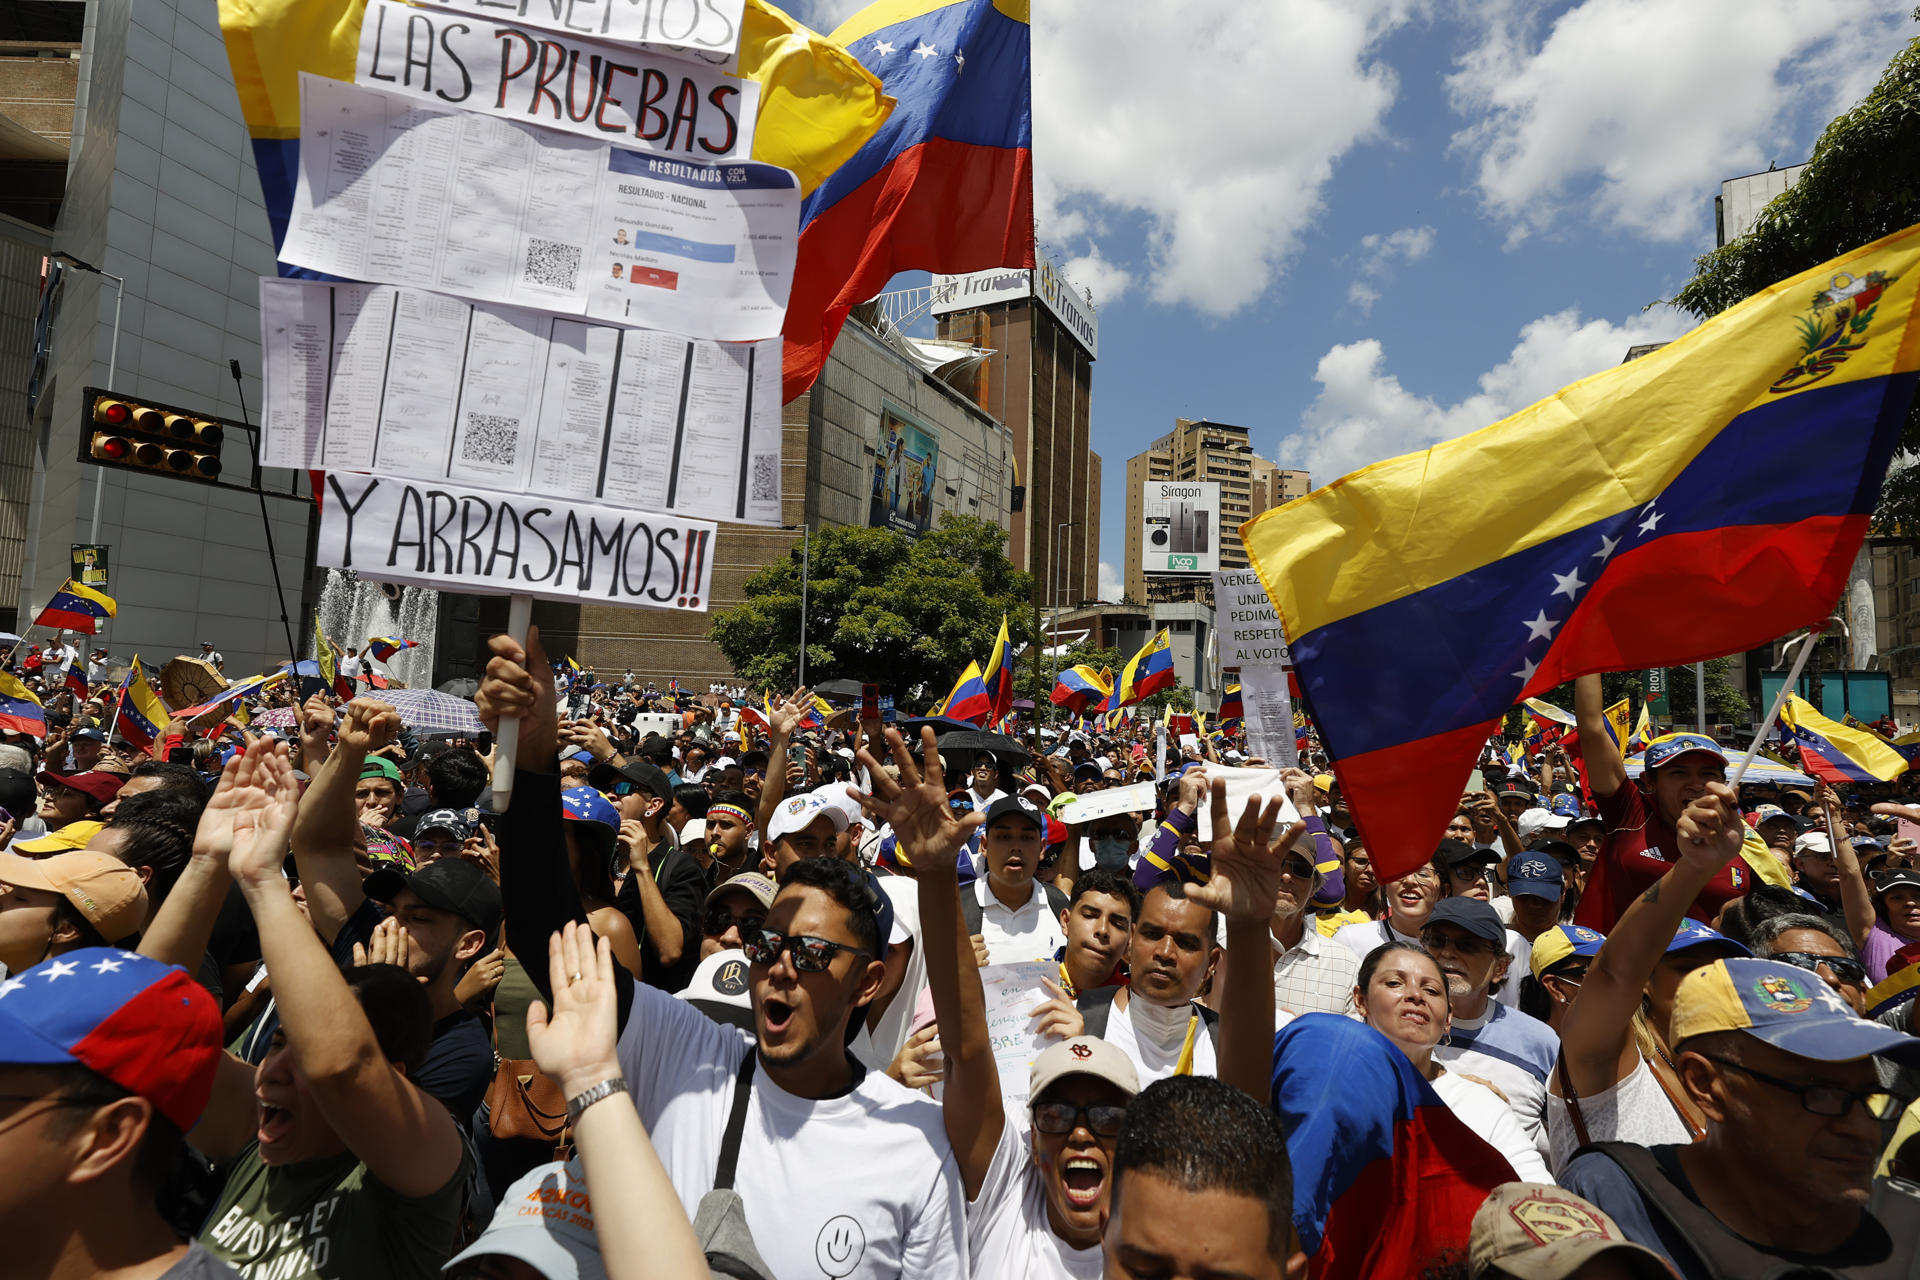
[1672,957,1920,1063]
[1530,924,1606,979]
[1642,732,1727,771]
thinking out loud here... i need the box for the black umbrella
[895,718,1031,775]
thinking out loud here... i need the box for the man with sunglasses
[1748,912,1871,1014]
[480,629,966,1280]
[700,871,774,961]
[1259,769,1360,1020]
[1560,956,1920,1278]
[1423,897,1558,1162]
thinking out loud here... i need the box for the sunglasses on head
[1030,1100,1127,1138]
[741,927,871,973]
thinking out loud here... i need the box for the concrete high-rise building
[1123,419,1307,604]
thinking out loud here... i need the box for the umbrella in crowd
[380,687,485,736]
[1622,753,1815,786]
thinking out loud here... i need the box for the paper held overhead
[317,472,719,611]
[406,0,748,67]
[282,76,798,342]
[355,0,758,159]
[259,278,782,527]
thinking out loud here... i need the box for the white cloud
[1098,561,1125,602]
[1285,305,1695,481]
[1034,0,1416,315]
[1060,247,1134,308]
[1447,0,1910,242]
[1347,225,1435,313]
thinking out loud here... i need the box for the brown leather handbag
[485,1056,568,1145]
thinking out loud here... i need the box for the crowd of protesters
[4,633,1920,1280]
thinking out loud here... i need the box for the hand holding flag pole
[491,594,534,811]
[1729,613,1839,790]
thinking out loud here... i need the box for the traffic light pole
[53,254,123,543]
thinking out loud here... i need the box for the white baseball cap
[1516,808,1570,843]
[766,792,849,844]
[443,1158,605,1280]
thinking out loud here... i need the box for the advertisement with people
[870,403,940,537]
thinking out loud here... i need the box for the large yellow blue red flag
[1052,664,1112,715]
[1103,628,1176,711]
[35,580,116,634]
[935,660,990,724]
[1243,225,1920,879]
[1780,694,1908,783]
[980,614,1014,727]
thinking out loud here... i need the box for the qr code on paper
[523,238,581,291]
[750,453,778,504]
[461,413,520,467]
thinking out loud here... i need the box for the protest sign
[978,960,1058,1109]
[1215,569,1290,668]
[355,0,758,158]
[283,77,797,340]
[1192,763,1301,842]
[408,0,747,66]
[260,279,782,526]
[1237,666,1299,771]
[317,472,717,611]
[1050,781,1157,828]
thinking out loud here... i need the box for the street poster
[69,544,109,590]
[870,402,939,537]
[1215,568,1290,668]
[408,0,747,65]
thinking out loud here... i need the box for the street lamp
[51,251,124,543]
[1051,520,1079,717]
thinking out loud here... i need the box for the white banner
[1049,782,1157,827]
[260,278,782,527]
[284,76,796,340]
[406,0,746,66]
[1215,569,1291,667]
[1238,666,1298,772]
[318,472,717,610]
[1192,763,1300,842]
[355,0,757,160]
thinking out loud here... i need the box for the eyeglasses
[1031,1100,1128,1137]
[1769,951,1868,985]
[704,907,764,937]
[1697,1056,1891,1119]
[741,927,871,973]
[1421,929,1499,956]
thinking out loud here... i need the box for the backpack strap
[1042,883,1069,918]
[960,887,984,938]
[713,1051,757,1193]
[1075,985,1121,1039]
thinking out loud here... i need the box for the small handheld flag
[114,657,170,752]
[365,636,417,663]
[1780,694,1908,783]
[937,661,992,725]
[0,672,46,738]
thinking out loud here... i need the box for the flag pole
[490,592,533,811]
[1729,616,1835,790]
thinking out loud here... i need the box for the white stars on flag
[871,39,896,58]
[914,40,939,60]
[1512,501,1669,686]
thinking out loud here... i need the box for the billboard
[931,250,1099,358]
[1140,481,1219,575]
[870,402,940,537]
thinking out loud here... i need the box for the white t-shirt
[1102,995,1217,1086]
[975,878,1067,965]
[1430,1069,1554,1184]
[968,1115,1102,1280]
[1544,1054,1693,1176]
[1433,1000,1558,1164]
[339,654,363,678]
[969,787,1008,813]
[617,983,967,1279]
[853,875,928,1073]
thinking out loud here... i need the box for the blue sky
[791,0,1915,596]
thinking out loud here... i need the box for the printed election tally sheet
[259,278,782,527]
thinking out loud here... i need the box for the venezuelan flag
[34,580,115,635]
[1051,664,1112,715]
[979,615,1014,727]
[114,657,169,752]
[1597,698,1632,759]
[174,670,291,722]
[1781,694,1908,783]
[935,660,991,725]
[1102,628,1176,711]
[218,0,890,265]
[365,636,415,663]
[1243,225,1920,879]
[783,0,1032,400]
[0,672,46,738]
[1868,961,1920,1019]
[1274,1015,1517,1279]
[1627,702,1654,754]
[1218,684,1244,725]
[60,659,87,703]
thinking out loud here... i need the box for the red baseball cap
[37,770,125,805]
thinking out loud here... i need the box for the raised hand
[1029,977,1084,1042]
[298,694,335,767]
[352,914,415,972]
[887,1022,945,1091]
[474,625,558,765]
[851,726,983,875]
[768,687,815,740]
[461,823,501,884]
[1674,781,1746,870]
[1276,766,1317,817]
[526,921,622,1096]
[338,698,402,755]
[456,947,505,1009]
[1184,776,1301,926]
[225,741,302,888]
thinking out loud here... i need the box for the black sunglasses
[704,906,764,937]
[1770,951,1867,984]
[741,927,871,973]
[1280,857,1314,880]
[1031,1100,1127,1137]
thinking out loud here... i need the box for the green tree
[1673,20,1920,529]
[708,515,1034,701]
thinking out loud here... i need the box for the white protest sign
[283,76,797,340]
[355,0,758,160]
[1192,763,1301,842]
[1051,781,1157,827]
[1239,666,1298,770]
[408,0,747,66]
[259,278,782,527]
[979,960,1058,1109]
[317,471,718,610]
[1215,569,1291,668]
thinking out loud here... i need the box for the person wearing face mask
[1352,942,1551,1183]
[1083,816,1139,874]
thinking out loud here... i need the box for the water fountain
[315,568,439,689]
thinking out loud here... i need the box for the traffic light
[82,387,223,483]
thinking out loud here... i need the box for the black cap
[1874,868,1920,895]
[1433,838,1497,871]
[592,757,671,803]
[1426,896,1507,947]
[1491,779,1535,802]
[983,794,1045,832]
[364,858,504,948]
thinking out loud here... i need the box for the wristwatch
[564,1077,628,1125]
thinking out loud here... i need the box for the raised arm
[753,687,811,835]
[1557,781,1743,1099]
[290,698,401,946]
[855,727,999,1197]
[1188,778,1296,1103]
[1574,675,1625,799]
[139,746,254,972]
[1819,782,1875,953]
[231,743,464,1197]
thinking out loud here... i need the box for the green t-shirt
[200,1142,469,1280]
